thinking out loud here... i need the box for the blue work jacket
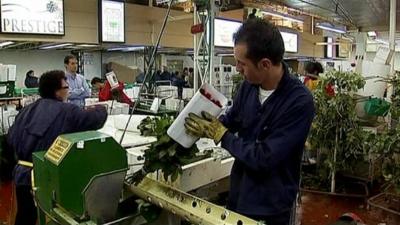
[8,98,107,186]
[219,64,315,217]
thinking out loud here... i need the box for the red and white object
[167,83,228,148]
[106,71,120,89]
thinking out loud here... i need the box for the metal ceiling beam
[331,0,355,26]
[241,0,351,26]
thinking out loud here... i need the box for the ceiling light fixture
[0,41,14,48]
[262,10,304,23]
[39,43,73,50]
[108,46,145,52]
[316,23,346,34]
[77,44,99,47]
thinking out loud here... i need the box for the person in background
[303,61,324,91]
[8,70,107,225]
[154,70,162,82]
[64,55,91,108]
[172,71,185,99]
[184,18,315,225]
[24,70,38,88]
[160,66,171,81]
[187,67,194,88]
[248,8,258,20]
[136,71,145,83]
[303,61,335,96]
[91,77,134,106]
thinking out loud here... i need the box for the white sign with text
[1,0,64,35]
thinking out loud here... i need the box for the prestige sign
[1,0,64,35]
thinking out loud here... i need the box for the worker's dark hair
[26,70,34,77]
[305,61,324,75]
[233,18,284,66]
[64,54,76,65]
[91,77,103,85]
[39,70,66,99]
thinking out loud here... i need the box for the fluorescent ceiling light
[40,43,73,50]
[316,24,346,34]
[0,41,14,48]
[108,46,145,52]
[367,31,377,37]
[77,44,99,47]
[262,10,304,23]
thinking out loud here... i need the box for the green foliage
[370,72,400,193]
[308,70,400,193]
[136,115,202,182]
[308,70,367,187]
[231,73,244,98]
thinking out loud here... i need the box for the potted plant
[306,70,367,193]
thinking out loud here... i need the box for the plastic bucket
[167,83,227,148]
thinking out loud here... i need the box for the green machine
[32,131,262,225]
[32,131,129,224]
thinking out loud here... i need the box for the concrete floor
[2,182,400,225]
[0,181,15,225]
[301,192,400,225]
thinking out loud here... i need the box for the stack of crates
[0,64,16,98]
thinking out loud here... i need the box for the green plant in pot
[307,70,366,193]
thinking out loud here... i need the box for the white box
[0,65,7,82]
[373,46,393,65]
[113,114,152,132]
[7,65,16,81]
[182,88,194,99]
[167,83,227,148]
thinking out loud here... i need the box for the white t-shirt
[259,87,274,104]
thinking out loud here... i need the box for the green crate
[0,81,15,98]
[364,97,390,116]
[14,87,39,96]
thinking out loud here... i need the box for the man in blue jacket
[8,70,107,225]
[185,19,315,225]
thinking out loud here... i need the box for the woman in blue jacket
[8,70,108,225]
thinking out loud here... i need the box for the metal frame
[128,177,264,225]
[193,0,217,92]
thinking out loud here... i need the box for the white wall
[366,52,400,71]
[83,52,102,81]
[0,50,68,88]
[102,52,145,72]
[0,50,106,88]
[162,55,194,69]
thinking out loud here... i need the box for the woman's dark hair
[26,70,34,77]
[305,61,324,75]
[233,18,284,66]
[91,77,103,85]
[39,70,66,99]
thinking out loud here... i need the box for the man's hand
[184,111,227,143]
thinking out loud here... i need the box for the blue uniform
[8,98,107,186]
[219,64,315,218]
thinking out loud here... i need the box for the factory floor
[0,181,15,225]
[301,192,400,225]
[1,182,400,225]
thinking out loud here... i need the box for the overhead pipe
[389,0,396,74]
